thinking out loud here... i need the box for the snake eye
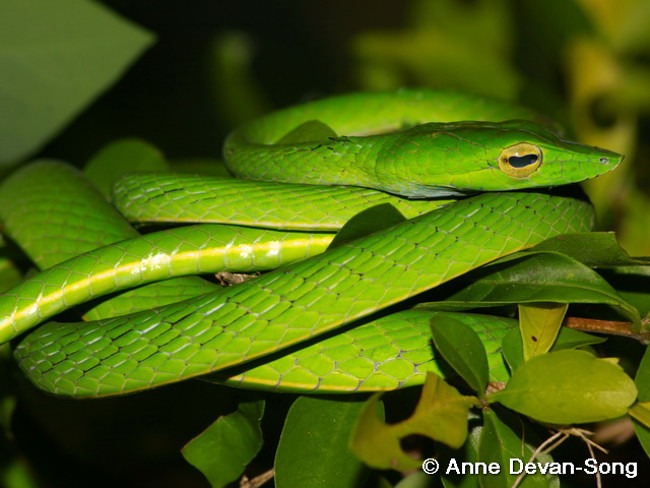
[498,143,543,178]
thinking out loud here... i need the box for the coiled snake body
[0,90,621,397]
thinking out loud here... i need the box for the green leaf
[502,326,606,373]
[275,396,368,488]
[628,402,650,428]
[276,120,338,144]
[350,393,417,471]
[430,316,489,396]
[420,252,640,325]
[350,373,477,470]
[601,265,650,317]
[531,232,648,267]
[635,345,650,401]
[549,327,606,350]
[501,328,524,372]
[519,303,568,361]
[394,472,436,488]
[490,350,637,423]
[327,204,407,250]
[84,138,169,197]
[0,0,154,165]
[633,419,650,459]
[182,400,264,488]
[479,409,558,488]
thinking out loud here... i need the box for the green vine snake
[0,89,621,397]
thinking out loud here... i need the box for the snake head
[375,120,623,198]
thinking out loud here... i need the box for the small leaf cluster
[343,233,650,488]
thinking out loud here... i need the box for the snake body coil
[0,89,622,397]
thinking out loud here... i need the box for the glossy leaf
[531,232,647,267]
[0,0,154,164]
[420,252,640,325]
[490,350,637,423]
[350,373,477,470]
[501,328,525,373]
[628,402,650,428]
[549,327,607,350]
[430,315,489,396]
[503,326,606,372]
[633,420,650,459]
[601,265,650,317]
[327,204,406,250]
[182,400,264,488]
[276,120,338,144]
[275,396,368,488]
[519,303,568,361]
[479,409,558,488]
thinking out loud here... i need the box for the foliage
[1,1,650,487]
[0,0,153,165]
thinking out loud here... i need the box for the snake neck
[224,132,384,189]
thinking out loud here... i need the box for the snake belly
[0,89,620,397]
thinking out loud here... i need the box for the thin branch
[240,469,274,488]
[563,316,650,343]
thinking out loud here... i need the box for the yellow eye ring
[498,143,543,178]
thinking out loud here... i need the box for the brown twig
[563,316,650,343]
[240,470,274,488]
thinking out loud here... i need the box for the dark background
[6,1,650,486]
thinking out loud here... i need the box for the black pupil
[508,154,538,168]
